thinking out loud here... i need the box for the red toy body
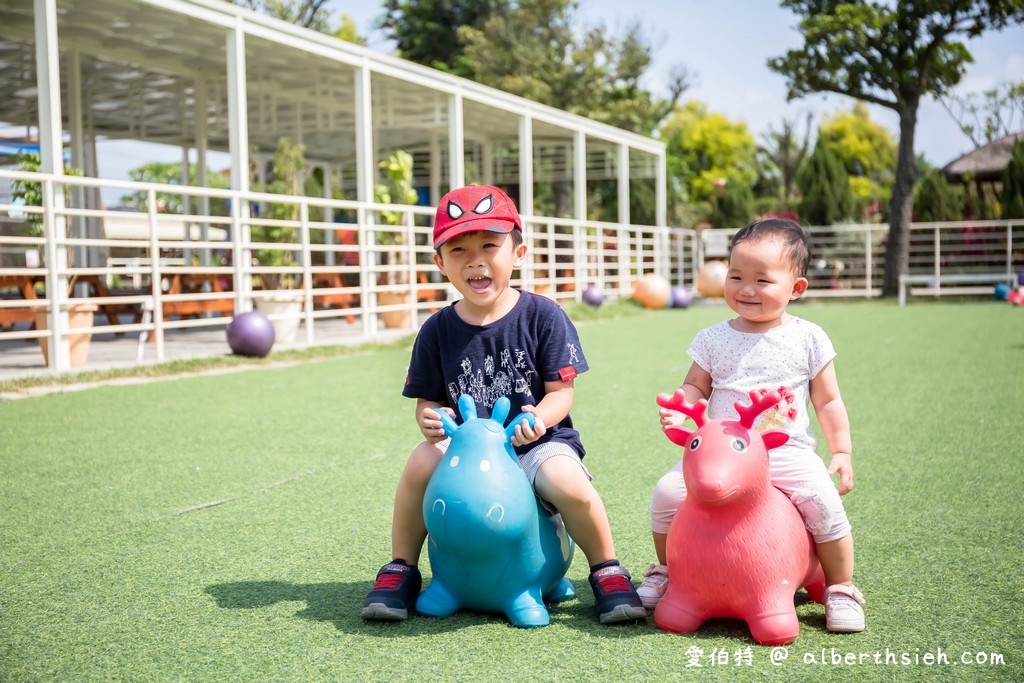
[653,389,826,646]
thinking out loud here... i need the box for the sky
[335,0,1024,167]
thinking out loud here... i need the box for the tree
[818,103,897,220]
[228,0,332,30]
[768,1,1024,297]
[709,179,755,230]
[1000,137,1024,218]
[456,0,690,135]
[914,169,962,222]
[378,0,506,78]
[941,81,1024,147]
[119,162,230,216]
[797,137,855,226]
[660,100,758,203]
[757,112,813,204]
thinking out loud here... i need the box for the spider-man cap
[433,185,522,249]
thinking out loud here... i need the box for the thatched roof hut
[940,132,1024,217]
[942,132,1024,182]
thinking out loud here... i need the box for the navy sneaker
[360,561,422,621]
[589,564,647,625]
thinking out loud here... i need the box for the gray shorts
[438,438,590,511]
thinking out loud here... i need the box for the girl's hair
[730,218,810,276]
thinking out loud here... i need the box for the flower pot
[256,296,303,346]
[35,303,97,367]
[377,291,411,328]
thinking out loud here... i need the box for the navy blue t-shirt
[402,290,588,457]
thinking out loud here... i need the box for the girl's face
[724,238,808,332]
[434,230,526,319]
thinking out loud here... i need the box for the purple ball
[670,286,693,309]
[226,310,275,357]
[582,285,606,306]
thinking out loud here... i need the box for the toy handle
[504,411,536,442]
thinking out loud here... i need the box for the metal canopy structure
[0,0,666,225]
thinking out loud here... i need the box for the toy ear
[492,396,511,425]
[762,430,789,451]
[664,425,694,449]
[504,411,536,442]
[457,394,477,421]
[438,409,458,435]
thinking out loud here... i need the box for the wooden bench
[898,272,1019,306]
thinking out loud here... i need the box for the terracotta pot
[377,291,411,328]
[35,303,98,367]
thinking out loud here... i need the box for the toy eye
[689,436,702,450]
[730,437,748,452]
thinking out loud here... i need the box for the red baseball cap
[433,185,521,249]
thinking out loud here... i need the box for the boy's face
[434,229,526,311]
[724,238,808,331]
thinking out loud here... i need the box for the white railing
[2,168,1022,371]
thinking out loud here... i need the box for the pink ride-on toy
[653,388,826,646]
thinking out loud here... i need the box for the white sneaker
[636,563,669,609]
[825,584,866,632]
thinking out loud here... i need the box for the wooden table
[0,275,40,326]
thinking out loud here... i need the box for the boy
[361,185,646,625]
[639,218,865,632]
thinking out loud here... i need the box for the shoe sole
[360,603,408,621]
[827,619,865,633]
[638,594,662,610]
[599,604,648,625]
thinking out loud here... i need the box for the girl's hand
[828,452,854,495]
[660,407,685,430]
[420,406,456,443]
[511,405,547,447]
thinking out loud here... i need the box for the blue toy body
[417,394,576,627]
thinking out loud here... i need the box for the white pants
[649,445,851,543]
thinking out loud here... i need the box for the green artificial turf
[1,300,1022,682]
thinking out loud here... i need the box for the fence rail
[2,169,1022,371]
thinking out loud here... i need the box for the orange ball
[633,273,672,309]
[697,261,728,298]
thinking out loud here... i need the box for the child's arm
[416,398,456,443]
[660,362,712,429]
[510,380,574,447]
[810,360,854,495]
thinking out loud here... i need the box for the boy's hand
[828,452,854,495]
[420,406,456,443]
[510,405,546,447]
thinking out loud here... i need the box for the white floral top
[687,316,836,452]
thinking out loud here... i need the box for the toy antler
[656,389,708,427]
[656,389,708,449]
[735,389,782,429]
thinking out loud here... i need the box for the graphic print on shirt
[755,386,799,432]
[447,347,535,408]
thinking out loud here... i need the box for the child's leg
[362,440,444,621]
[770,447,864,632]
[649,460,686,565]
[534,453,614,564]
[816,533,854,586]
[390,440,446,564]
[530,446,646,624]
[637,462,685,608]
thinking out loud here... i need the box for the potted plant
[10,152,95,366]
[251,137,307,344]
[374,150,420,328]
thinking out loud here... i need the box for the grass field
[1,300,1022,682]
